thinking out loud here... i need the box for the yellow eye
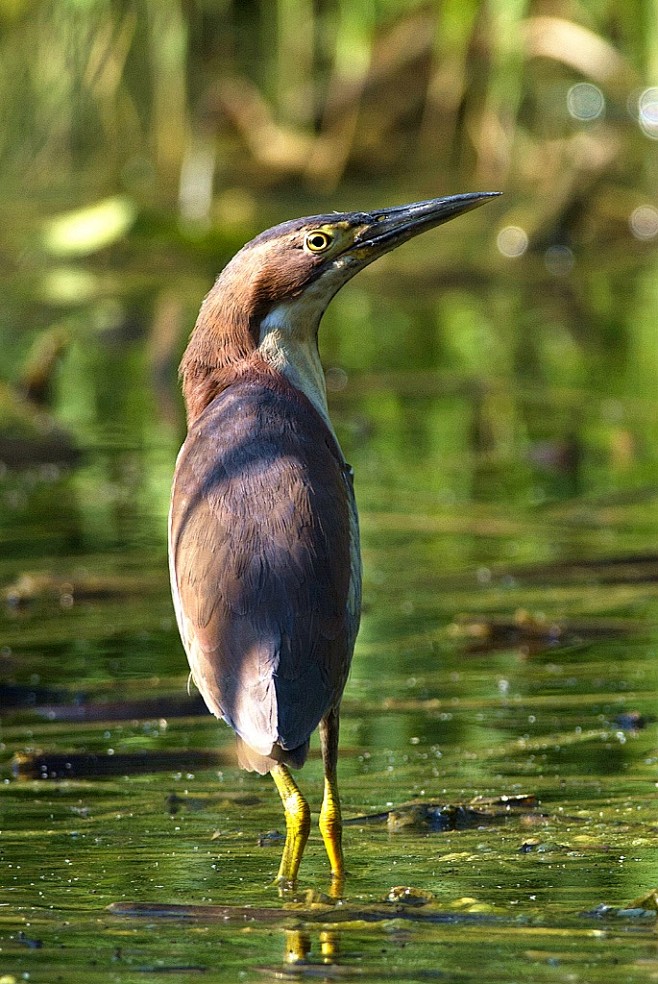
[304,230,332,253]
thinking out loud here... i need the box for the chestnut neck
[180,265,264,425]
[180,248,334,430]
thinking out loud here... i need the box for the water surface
[1,252,657,982]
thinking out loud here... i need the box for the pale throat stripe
[258,299,336,438]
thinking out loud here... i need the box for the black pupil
[310,234,326,249]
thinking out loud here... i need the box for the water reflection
[283,928,340,967]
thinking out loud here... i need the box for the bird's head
[181,193,500,422]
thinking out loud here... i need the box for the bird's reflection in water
[277,879,343,966]
[284,928,340,966]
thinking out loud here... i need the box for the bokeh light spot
[496,226,529,257]
[325,366,348,392]
[544,245,574,277]
[629,205,658,239]
[567,83,605,121]
[638,88,658,139]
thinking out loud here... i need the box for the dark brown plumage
[170,359,355,775]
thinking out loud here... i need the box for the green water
[1,251,657,982]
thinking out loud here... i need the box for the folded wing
[168,370,356,773]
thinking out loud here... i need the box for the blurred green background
[2,0,658,613]
[1,2,657,626]
[2,0,658,398]
[2,0,658,539]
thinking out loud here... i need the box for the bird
[168,192,499,893]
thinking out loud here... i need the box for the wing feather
[168,371,358,772]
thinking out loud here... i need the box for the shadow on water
[1,253,658,980]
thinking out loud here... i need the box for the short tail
[235,735,310,775]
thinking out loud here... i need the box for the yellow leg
[271,763,311,888]
[319,708,344,895]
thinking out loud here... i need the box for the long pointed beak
[349,192,501,265]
